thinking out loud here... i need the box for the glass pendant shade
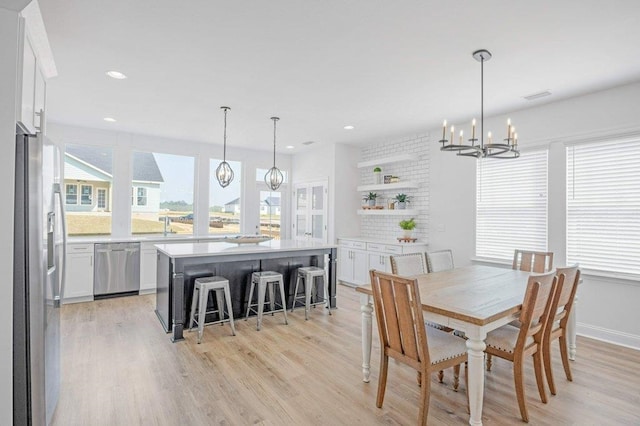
[216,161,234,188]
[264,166,283,191]
[216,106,235,188]
[265,116,283,190]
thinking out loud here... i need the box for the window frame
[65,183,78,205]
[80,184,93,205]
[97,188,107,209]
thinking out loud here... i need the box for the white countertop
[155,239,338,258]
[338,236,428,245]
[67,234,236,245]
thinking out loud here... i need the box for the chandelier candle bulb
[472,119,476,140]
[488,131,492,143]
[450,126,454,144]
[507,119,511,140]
[442,120,447,141]
[459,130,463,144]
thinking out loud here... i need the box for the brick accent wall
[359,134,429,243]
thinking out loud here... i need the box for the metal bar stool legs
[245,271,288,330]
[189,276,235,344]
[292,266,331,320]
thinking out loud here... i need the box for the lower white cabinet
[337,238,428,286]
[64,243,94,303]
[140,243,158,293]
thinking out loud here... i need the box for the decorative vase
[397,201,406,209]
[374,171,382,184]
[368,199,376,207]
[403,229,413,238]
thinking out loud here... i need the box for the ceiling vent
[302,140,315,146]
[524,90,552,101]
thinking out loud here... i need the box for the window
[97,188,107,209]
[132,151,194,235]
[64,144,113,236]
[80,184,92,205]
[137,187,147,206]
[260,190,281,240]
[209,159,242,234]
[65,184,77,205]
[476,149,548,260]
[567,138,640,276]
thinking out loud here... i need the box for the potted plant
[394,193,411,209]
[399,217,416,238]
[373,167,382,184]
[363,192,378,207]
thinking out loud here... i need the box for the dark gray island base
[154,240,338,342]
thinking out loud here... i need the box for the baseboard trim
[577,322,640,351]
[139,288,157,295]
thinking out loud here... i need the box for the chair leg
[464,362,470,414]
[376,354,389,408]
[256,282,266,331]
[486,353,493,371]
[559,333,573,381]
[533,349,548,404]
[214,289,224,325]
[543,336,556,396]
[418,368,431,426]
[416,372,422,386]
[292,274,301,312]
[437,370,444,383]
[324,271,332,315]
[277,278,288,325]
[513,355,529,423]
[245,278,255,320]
[453,364,460,391]
[223,285,236,336]
[189,286,199,331]
[304,275,312,321]
[197,288,208,344]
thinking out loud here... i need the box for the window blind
[476,149,548,260]
[567,138,640,276]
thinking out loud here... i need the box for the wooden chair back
[517,271,558,348]
[513,249,554,273]
[390,253,428,276]
[550,265,581,326]
[369,270,430,370]
[426,249,454,273]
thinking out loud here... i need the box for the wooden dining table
[356,264,578,426]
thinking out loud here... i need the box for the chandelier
[215,106,234,187]
[265,116,284,190]
[440,49,519,159]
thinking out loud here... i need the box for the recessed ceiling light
[285,145,295,149]
[103,117,116,122]
[344,125,355,130]
[106,70,127,79]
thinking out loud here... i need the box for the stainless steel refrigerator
[13,122,66,425]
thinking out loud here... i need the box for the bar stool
[189,276,236,344]
[291,266,331,320]
[245,271,288,331]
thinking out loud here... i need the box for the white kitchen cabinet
[140,243,158,293]
[338,238,428,286]
[63,243,94,303]
[338,240,369,286]
[19,35,37,134]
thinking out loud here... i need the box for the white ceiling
[39,0,640,153]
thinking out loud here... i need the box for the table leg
[360,294,373,383]
[466,335,487,426]
[567,295,578,360]
[171,272,185,342]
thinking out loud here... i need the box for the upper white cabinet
[20,36,37,133]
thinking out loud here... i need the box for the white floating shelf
[357,209,419,216]
[357,181,419,192]
[357,154,413,169]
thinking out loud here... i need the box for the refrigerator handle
[54,183,67,306]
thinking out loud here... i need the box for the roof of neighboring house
[262,196,280,207]
[225,197,240,206]
[65,145,164,182]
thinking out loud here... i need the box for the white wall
[1,6,21,424]
[47,122,292,238]
[427,81,640,349]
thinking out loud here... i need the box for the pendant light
[215,106,234,188]
[264,116,284,190]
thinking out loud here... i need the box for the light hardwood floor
[53,285,640,425]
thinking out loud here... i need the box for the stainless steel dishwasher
[94,242,140,297]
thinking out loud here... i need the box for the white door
[293,181,328,243]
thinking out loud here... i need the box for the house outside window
[137,187,147,206]
[97,188,107,209]
[65,184,77,205]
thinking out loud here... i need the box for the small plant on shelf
[363,192,378,207]
[399,217,416,238]
[373,167,382,184]
[394,193,411,209]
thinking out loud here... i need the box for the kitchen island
[154,240,338,342]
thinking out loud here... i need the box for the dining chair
[484,271,558,423]
[512,249,554,273]
[369,270,468,425]
[390,252,455,386]
[389,252,428,276]
[426,249,454,273]
[543,265,581,396]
